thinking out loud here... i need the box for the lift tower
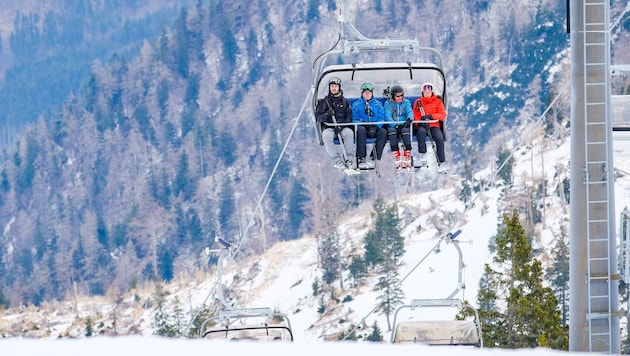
[569,1,620,353]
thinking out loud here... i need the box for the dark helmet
[329,77,342,86]
[391,85,404,96]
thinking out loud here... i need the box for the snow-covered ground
[0,336,577,356]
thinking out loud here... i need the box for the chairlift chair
[390,231,482,347]
[200,307,294,342]
[198,238,294,342]
[611,95,630,159]
[390,298,481,347]
[309,0,449,172]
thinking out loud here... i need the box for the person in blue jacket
[384,85,414,170]
[351,83,387,169]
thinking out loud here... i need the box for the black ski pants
[356,125,387,160]
[387,125,412,151]
[415,125,446,163]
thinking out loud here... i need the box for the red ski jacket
[412,95,446,129]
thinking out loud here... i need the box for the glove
[403,118,412,128]
[421,115,434,121]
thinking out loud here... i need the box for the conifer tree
[477,211,568,349]
[317,209,341,285]
[545,232,569,326]
[367,198,405,331]
[496,146,514,186]
[366,320,384,341]
[0,288,9,309]
[152,283,176,337]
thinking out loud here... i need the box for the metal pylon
[581,0,617,352]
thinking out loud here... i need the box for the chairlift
[198,237,294,341]
[200,307,294,342]
[611,95,630,159]
[309,0,449,173]
[610,65,630,160]
[390,298,481,347]
[390,231,482,347]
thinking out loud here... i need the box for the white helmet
[421,82,435,92]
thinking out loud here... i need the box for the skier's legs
[387,127,399,151]
[430,126,446,162]
[355,125,367,158]
[414,126,428,153]
[340,127,355,158]
[321,128,339,159]
[400,126,412,151]
[374,127,387,160]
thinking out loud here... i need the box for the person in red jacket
[412,82,448,173]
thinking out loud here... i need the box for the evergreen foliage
[317,208,341,285]
[476,211,568,349]
[285,177,311,240]
[496,146,514,186]
[348,253,368,287]
[366,321,384,341]
[151,283,177,337]
[218,175,235,233]
[0,288,9,309]
[366,198,405,331]
[545,233,569,326]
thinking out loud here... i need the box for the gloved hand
[421,114,434,121]
[403,118,412,128]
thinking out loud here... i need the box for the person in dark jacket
[351,83,387,169]
[315,77,355,170]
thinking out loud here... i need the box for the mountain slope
[2,0,629,309]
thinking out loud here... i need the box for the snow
[0,336,577,356]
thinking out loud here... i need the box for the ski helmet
[329,77,342,86]
[360,83,374,92]
[391,85,404,97]
[421,82,434,92]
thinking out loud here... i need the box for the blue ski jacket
[351,98,385,128]
[384,98,413,126]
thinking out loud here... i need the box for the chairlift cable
[185,89,312,336]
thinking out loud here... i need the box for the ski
[344,167,361,176]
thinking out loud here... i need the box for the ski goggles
[360,83,374,92]
[422,84,433,91]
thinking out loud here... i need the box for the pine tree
[545,232,569,326]
[0,288,9,309]
[477,211,568,349]
[285,177,311,240]
[152,283,176,337]
[366,320,384,341]
[496,146,514,186]
[368,198,405,331]
[317,215,341,285]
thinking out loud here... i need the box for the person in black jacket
[315,77,355,170]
